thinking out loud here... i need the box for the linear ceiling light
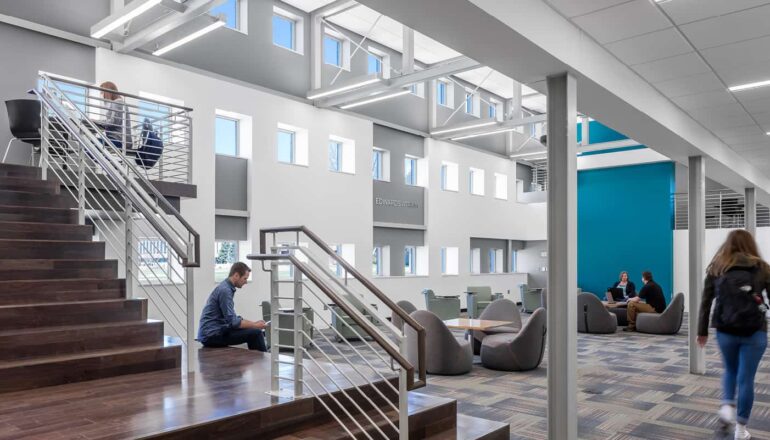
[451,127,519,141]
[153,20,225,56]
[728,79,770,92]
[509,151,547,159]
[91,0,161,39]
[339,90,411,110]
[307,78,382,100]
[431,121,498,136]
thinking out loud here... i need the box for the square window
[404,246,416,276]
[329,140,342,172]
[440,161,458,191]
[272,14,295,50]
[215,116,238,156]
[276,129,295,164]
[367,53,382,75]
[405,157,417,186]
[495,173,508,200]
[210,0,238,29]
[469,168,485,196]
[324,35,342,67]
[214,241,238,282]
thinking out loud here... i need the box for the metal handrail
[258,225,426,389]
[35,75,200,267]
[249,252,423,392]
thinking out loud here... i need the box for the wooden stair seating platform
[0,163,181,394]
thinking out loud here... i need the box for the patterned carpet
[306,313,770,439]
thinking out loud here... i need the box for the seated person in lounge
[623,271,666,332]
[197,262,268,351]
[606,271,636,301]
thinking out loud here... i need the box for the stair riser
[0,321,164,361]
[0,223,92,241]
[0,344,180,393]
[0,207,77,224]
[0,192,75,209]
[0,289,124,306]
[0,165,40,179]
[0,268,116,281]
[0,260,117,281]
[0,178,59,194]
[0,299,146,331]
[0,278,124,293]
[0,241,104,260]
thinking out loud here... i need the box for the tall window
[372,149,384,180]
[215,116,238,156]
[276,129,295,164]
[138,239,183,284]
[469,168,485,196]
[494,173,508,200]
[367,53,382,75]
[440,248,447,274]
[441,247,459,275]
[440,161,458,191]
[329,140,342,172]
[470,248,481,274]
[404,246,416,276]
[272,13,295,50]
[437,80,449,107]
[372,246,382,276]
[210,0,239,30]
[510,250,518,273]
[405,156,417,186]
[214,241,238,282]
[324,35,342,67]
[465,93,473,114]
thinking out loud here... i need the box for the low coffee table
[443,318,513,340]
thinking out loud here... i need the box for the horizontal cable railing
[672,191,770,230]
[34,74,200,371]
[43,75,193,185]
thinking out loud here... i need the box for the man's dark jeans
[202,328,267,352]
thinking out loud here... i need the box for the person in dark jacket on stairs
[198,262,268,351]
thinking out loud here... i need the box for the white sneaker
[735,423,751,440]
[720,404,736,425]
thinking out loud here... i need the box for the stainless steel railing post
[77,141,85,224]
[270,260,280,396]
[186,240,196,374]
[293,256,304,398]
[398,337,409,440]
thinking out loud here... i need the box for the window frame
[272,12,296,51]
[372,246,382,276]
[469,167,485,196]
[404,246,417,276]
[372,148,384,181]
[323,34,344,67]
[276,128,296,164]
[210,0,246,33]
[437,80,450,107]
[214,240,239,282]
[214,115,239,157]
[404,156,418,186]
[328,140,343,172]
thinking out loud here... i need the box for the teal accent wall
[577,120,628,144]
[578,162,675,302]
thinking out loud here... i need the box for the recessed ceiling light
[339,90,411,109]
[91,0,161,39]
[654,0,673,3]
[153,20,225,56]
[728,79,770,92]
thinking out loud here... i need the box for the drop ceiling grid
[546,0,770,165]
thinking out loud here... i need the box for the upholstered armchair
[422,289,460,321]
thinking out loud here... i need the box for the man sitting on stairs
[197,262,268,352]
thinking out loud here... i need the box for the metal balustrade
[249,226,426,440]
[672,191,770,230]
[34,74,200,372]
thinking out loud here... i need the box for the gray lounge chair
[405,310,473,375]
[261,301,315,349]
[328,304,376,342]
[392,300,417,331]
[577,293,617,334]
[519,284,544,313]
[466,286,502,319]
[637,292,685,335]
[472,298,522,354]
[480,307,547,371]
[423,289,460,321]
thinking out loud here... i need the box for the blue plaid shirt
[197,279,242,343]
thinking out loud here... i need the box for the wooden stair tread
[0,319,162,337]
[425,414,510,440]
[0,298,142,309]
[0,341,181,369]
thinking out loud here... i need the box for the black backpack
[713,267,767,336]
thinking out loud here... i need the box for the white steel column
[546,72,578,440]
[688,156,706,374]
[401,26,414,74]
[580,116,589,146]
[310,13,323,90]
[746,187,756,236]
[506,81,523,155]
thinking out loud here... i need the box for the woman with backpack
[698,229,769,440]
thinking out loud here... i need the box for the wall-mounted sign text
[375,197,419,208]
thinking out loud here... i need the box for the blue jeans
[716,330,768,424]
[202,328,267,352]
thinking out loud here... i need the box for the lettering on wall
[374,197,419,208]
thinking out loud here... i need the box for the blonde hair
[707,229,768,276]
[100,81,119,101]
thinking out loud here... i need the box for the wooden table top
[443,318,513,331]
[602,301,627,308]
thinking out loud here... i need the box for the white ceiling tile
[753,111,770,125]
[721,132,770,145]
[741,98,770,115]
[571,0,671,44]
[654,72,725,98]
[679,4,770,50]
[713,124,765,139]
[545,0,633,18]
[715,59,770,90]
[658,0,770,25]
[605,28,692,66]
[280,0,336,13]
[700,34,770,73]
[731,142,770,152]
[633,52,709,84]
[671,90,737,111]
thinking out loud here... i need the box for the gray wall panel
[215,215,247,241]
[373,226,424,277]
[215,154,248,211]
[0,0,109,36]
[0,23,96,164]
[372,124,425,225]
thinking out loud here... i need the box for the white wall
[673,227,770,312]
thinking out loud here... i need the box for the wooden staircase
[0,163,181,394]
